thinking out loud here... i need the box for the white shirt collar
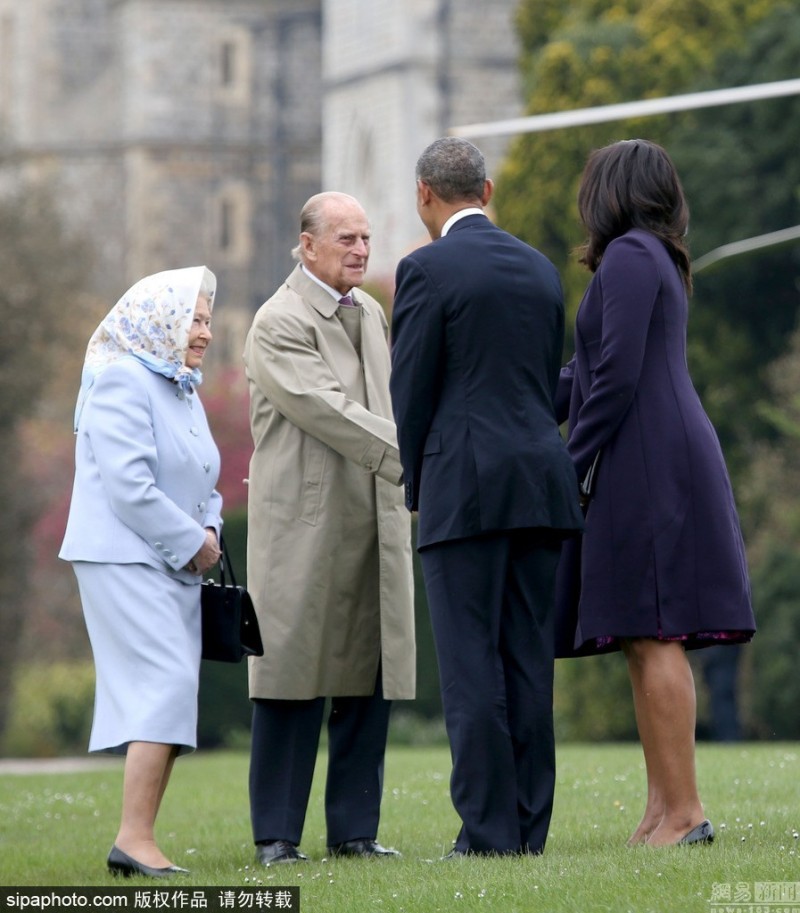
[441,207,486,237]
[301,264,349,302]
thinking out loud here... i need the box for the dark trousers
[421,528,562,855]
[249,674,392,847]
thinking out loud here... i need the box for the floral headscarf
[74,266,216,430]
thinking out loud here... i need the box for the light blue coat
[60,357,222,578]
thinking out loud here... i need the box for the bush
[387,709,448,746]
[554,653,638,742]
[3,661,95,757]
[747,544,800,739]
[198,508,254,749]
[198,661,252,749]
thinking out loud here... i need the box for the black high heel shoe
[678,819,715,845]
[107,845,190,878]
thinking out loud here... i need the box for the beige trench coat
[243,265,415,700]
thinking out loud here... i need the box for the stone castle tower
[323,0,522,281]
[0,0,520,350]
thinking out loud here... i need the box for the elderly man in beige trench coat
[243,191,415,867]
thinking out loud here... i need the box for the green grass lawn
[1,743,798,912]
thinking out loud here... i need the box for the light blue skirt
[72,561,202,755]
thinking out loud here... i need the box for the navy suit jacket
[390,214,583,549]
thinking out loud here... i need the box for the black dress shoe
[679,819,715,845]
[441,849,468,860]
[327,838,401,858]
[107,845,189,878]
[255,840,308,865]
[442,847,515,859]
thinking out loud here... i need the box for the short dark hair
[577,139,692,293]
[416,137,486,203]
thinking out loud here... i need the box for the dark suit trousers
[420,529,562,855]
[249,675,392,847]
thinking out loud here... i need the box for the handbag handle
[217,535,240,589]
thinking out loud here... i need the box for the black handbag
[200,537,263,662]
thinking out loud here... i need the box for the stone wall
[0,0,521,309]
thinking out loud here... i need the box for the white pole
[450,79,800,139]
[693,225,800,273]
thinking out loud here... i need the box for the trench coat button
[189,426,199,436]
[203,462,211,472]
[154,541,163,549]
[198,502,206,513]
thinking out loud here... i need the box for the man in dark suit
[389,137,584,857]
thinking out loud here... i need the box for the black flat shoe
[255,840,308,866]
[678,819,715,845]
[327,838,401,858]
[107,845,189,878]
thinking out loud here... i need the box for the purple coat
[555,229,755,656]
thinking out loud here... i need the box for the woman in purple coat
[556,140,755,847]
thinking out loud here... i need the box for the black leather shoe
[327,838,401,858]
[107,845,189,878]
[255,840,308,865]
[679,819,715,845]
[441,848,468,860]
[441,847,514,859]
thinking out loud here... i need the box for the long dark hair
[577,139,692,294]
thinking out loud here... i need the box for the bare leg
[621,640,706,847]
[114,742,180,868]
[623,641,664,845]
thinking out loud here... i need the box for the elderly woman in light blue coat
[60,266,223,878]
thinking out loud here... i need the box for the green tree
[498,0,781,313]
[0,180,92,745]
[497,1,800,740]
[496,0,799,481]
[674,4,800,479]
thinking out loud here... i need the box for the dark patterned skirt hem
[594,629,754,652]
